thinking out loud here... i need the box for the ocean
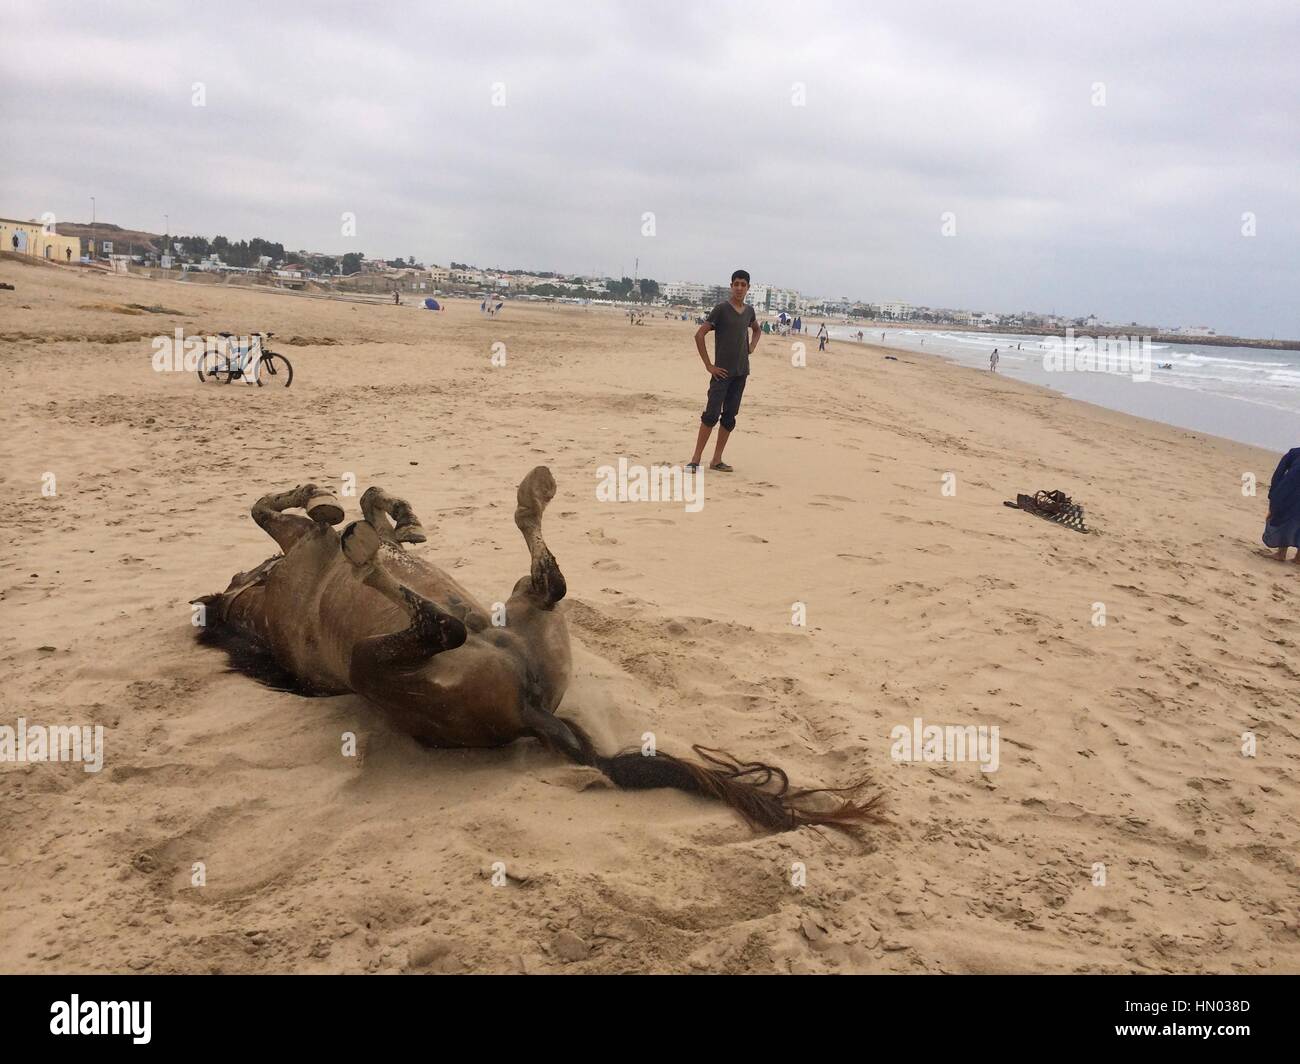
[820,326,1299,454]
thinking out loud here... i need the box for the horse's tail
[524,707,884,834]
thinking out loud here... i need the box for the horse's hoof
[341,520,381,566]
[395,522,427,544]
[307,491,345,525]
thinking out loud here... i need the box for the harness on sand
[1002,489,1093,534]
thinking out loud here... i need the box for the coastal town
[1,213,1232,342]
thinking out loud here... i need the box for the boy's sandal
[709,462,734,472]
[685,462,700,472]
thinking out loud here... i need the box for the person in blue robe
[1263,446,1300,561]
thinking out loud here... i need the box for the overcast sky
[3,0,1297,335]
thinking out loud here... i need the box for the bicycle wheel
[256,351,293,388]
[197,348,230,383]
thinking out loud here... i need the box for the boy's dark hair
[731,269,750,284]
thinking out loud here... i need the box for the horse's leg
[251,483,343,552]
[341,521,466,669]
[361,486,427,544]
[509,466,566,610]
[361,486,491,633]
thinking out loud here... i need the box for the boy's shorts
[701,373,748,432]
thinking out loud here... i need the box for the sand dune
[1,259,1296,973]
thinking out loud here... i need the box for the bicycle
[196,332,294,388]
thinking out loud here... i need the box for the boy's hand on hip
[708,365,729,379]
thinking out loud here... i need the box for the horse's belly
[260,554,404,690]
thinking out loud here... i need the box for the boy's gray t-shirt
[706,301,756,376]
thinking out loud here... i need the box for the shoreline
[863,337,1280,461]
[822,329,1296,455]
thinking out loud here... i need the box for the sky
[2,0,1297,336]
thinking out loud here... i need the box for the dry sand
[1,257,1297,974]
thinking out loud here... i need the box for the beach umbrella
[424,298,441,310]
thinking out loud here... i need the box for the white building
[768,287,802,313]
[879,301,913,319]
[663,281,710,304]
[747,284,769,311]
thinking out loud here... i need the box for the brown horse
[194,467,883,833]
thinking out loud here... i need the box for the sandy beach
[1,256,1297,975]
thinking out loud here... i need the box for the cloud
[1,0,1295,334]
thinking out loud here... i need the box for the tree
[639,278,659,300]
[341,252,364,275]
[172,234,209,261]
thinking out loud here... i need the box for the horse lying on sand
[194,467,883,833]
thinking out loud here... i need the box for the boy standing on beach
[687,270,761,472]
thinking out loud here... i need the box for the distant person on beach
[989,348,999,372]
[817,323,829,351]
[1263,447,1300,562]
[687,269,760,473]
